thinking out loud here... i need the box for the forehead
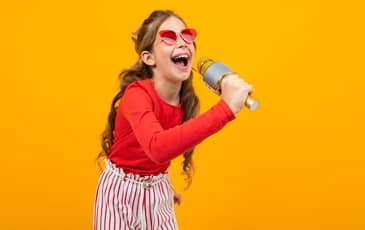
[158,16,186,31]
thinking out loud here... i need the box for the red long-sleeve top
[108,79,235,175]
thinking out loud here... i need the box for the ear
[140,50,156,67]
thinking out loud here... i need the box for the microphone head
[197,58,232,92]
[197,58,214,75]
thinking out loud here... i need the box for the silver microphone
[197,58,259,111]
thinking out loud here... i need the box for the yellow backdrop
[1,0,365,229]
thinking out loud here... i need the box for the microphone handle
[214,72,259,111]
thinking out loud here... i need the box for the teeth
[173,54,189,59]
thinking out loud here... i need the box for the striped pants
[93,159,178,230]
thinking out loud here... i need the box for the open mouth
[171,54,189,67]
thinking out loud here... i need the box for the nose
[175,34,188,48]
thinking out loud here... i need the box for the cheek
[155,46,173,62]
[189,45,196,55]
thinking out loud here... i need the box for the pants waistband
[105,158,169,189]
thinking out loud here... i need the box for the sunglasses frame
[159,28,197,45]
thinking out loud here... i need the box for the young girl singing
[93,10,252,230]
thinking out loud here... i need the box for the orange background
[1,0,365,229]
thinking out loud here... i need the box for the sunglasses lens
[181,28,197,43]
[159,30,177,45]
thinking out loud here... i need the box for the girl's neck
[151,78,181,106]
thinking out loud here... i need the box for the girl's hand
[220,73,253,114]
[173,190,182,205]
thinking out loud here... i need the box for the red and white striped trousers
[93,159,178,230]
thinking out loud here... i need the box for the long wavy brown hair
[96,10,200,188]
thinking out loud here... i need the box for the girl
[94,10,252,230]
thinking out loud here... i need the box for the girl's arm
[121,84,235,164]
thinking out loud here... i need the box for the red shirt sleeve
[121,83,235,164]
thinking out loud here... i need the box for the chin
[176,72,191,82]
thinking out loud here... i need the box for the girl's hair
[97,10,200,188]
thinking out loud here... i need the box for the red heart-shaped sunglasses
[159,28,197,45]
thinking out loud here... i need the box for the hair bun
[131,32,138,42]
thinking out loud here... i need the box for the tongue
[175,60,185,67]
